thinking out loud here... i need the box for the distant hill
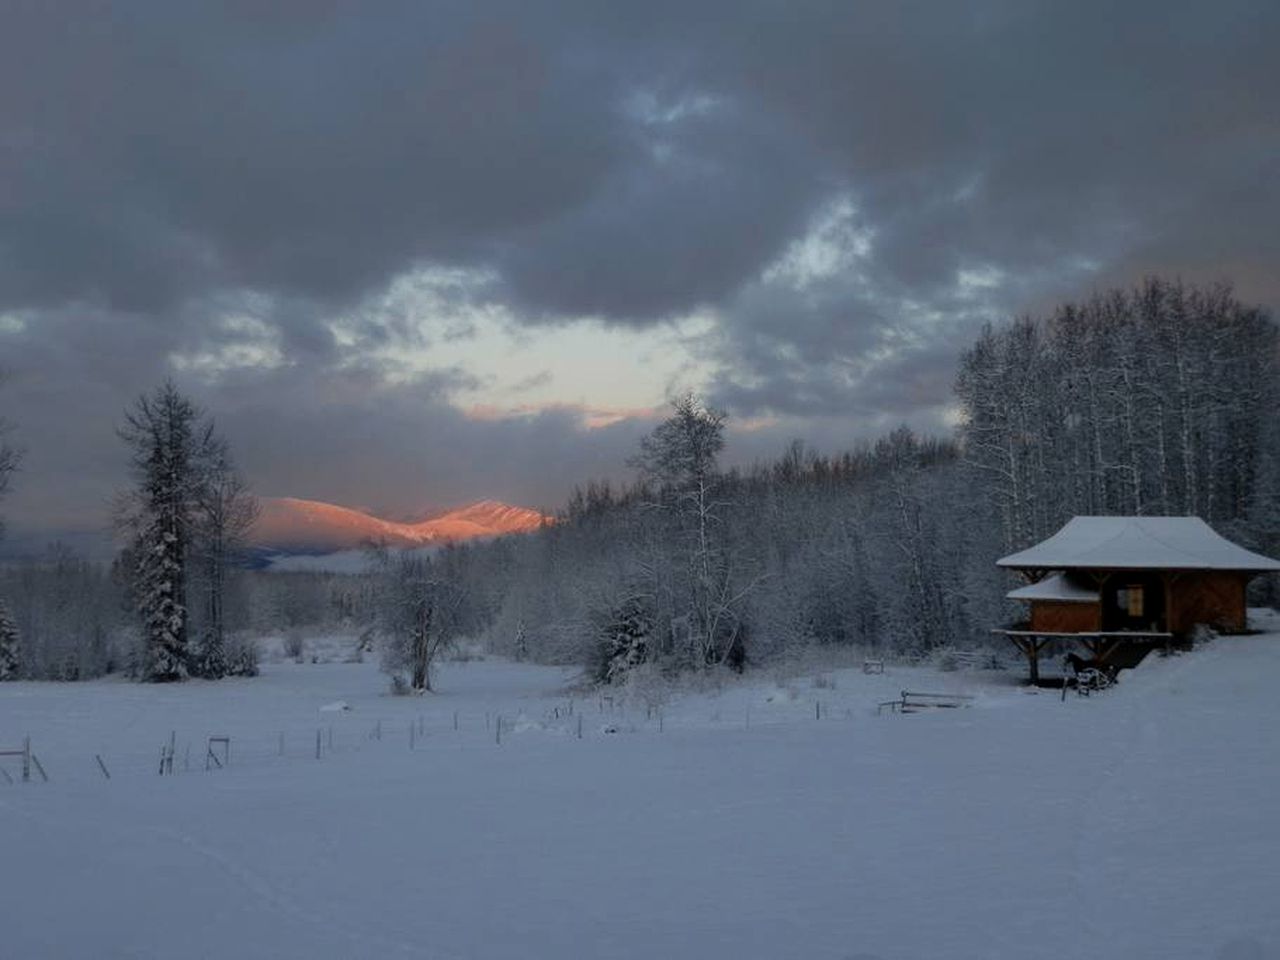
[251,497,549,555]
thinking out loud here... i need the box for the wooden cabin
[996,516,1279,682]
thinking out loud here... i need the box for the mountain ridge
[253,496,550,554]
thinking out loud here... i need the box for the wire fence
[1,686,890,789]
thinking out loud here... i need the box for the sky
[1,0,1277,537]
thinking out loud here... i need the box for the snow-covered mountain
[252,497,549,554]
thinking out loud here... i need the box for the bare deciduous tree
[371,547,467,693]
[191,437,259,677]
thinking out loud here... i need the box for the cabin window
[1121,585,1144,617]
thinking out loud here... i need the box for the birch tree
[957,278,1277,550]
[631,392,751,669]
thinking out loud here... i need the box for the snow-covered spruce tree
[0,377,18,526]
[0,382,22,679]
[513,620,528,661]
[117,381,212,682]
[0,599,20,680]
[590,593,654,684]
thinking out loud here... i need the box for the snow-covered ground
[3,617,1279,960]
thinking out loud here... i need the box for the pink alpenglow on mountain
[253,497,549,554]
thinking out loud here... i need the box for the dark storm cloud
[0,2,625,315]
[497,94,828,320]
[2,0,1277,532]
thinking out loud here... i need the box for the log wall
[1018,570,1254,636]
[1030,600,1100,633]
[1168,572,1248,634]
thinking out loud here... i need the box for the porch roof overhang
[1006,572,1099,603]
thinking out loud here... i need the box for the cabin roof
[997,516,1280,572]
[1006,572,1100,602]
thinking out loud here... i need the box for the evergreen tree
[0,599,19,680]
[0,383,17,531]
[118,381,211,682]
[1,378,22,679]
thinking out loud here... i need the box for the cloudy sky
[2,0,1277,536]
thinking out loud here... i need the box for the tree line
[448,278,1279,682]
[956,278,1279,552]
[1,277,1276,686]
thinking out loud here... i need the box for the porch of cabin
[996,628,1173,686]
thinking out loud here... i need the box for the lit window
[1126,586,1144,617]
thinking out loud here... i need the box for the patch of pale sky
[951,174,983,204]
[762,195,870,289]
[626,89,723,127]
[441,312,718,417]
[333,262,721,422]
[464,401,665,430]
[625,89,727,169]
[169,315,287,377]
[733,414,782,433]
[956,265,1004,294]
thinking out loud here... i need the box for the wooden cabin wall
[1030,600,1100,633]
[1168,572,1248,634]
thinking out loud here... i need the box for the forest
[1,278,1277,685]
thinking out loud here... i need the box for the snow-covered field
[3,618,1279,960]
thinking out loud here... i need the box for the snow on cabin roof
[997,516,1280,572]
[1006,573,1099,603]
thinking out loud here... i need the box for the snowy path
[2,632,1279,959]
